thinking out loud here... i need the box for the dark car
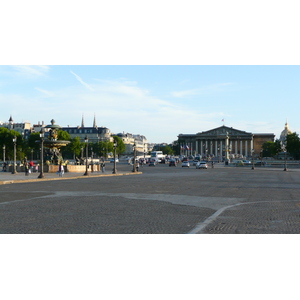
[169,160,177,167]
[149,161,156,166]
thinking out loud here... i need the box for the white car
[182,161,190,167]
[196,161,208,169]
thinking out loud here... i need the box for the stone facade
[178,125,275,159]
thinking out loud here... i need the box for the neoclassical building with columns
[178,125,275,159]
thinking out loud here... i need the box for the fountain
[39,119,70,172]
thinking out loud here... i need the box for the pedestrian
[24,162,29,176]
[35,164,39,173]
[136,161,140,172]
[58,162,64,177]
[29,160,34,173]
[101,162,105,173]
[211,161,214,168]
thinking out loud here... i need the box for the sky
[0,65,300,144]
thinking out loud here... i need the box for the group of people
[24,160,39,176]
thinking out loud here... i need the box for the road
[1,162,300,233]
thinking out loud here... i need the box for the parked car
[169,160,177,167]
[242,160,251,165]
[149,161,156,166]
[182,161,190,167]
[196,161,208,169]
[109,158,119,163]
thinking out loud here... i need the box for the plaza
[1,162,300,234]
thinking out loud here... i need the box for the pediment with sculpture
[196,125,252,138]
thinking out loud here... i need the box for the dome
[279,121,291,145]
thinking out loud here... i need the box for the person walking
[58,162,64,177]
[101,162,105,173]
[29,160,34,173]
[24,162,29,176]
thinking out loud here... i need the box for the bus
[150,151,165,162]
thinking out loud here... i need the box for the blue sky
[0,65,299,143]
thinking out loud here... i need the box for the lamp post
[260,149,263,166]
[31,148,34,161]
[113,140,117,174]
[144,143,146,160]
[2,145,5,163]
[12,136,18,174]
[38,130,45,178]
[83,136,89,176]
[217,145,220,163]
[91,147,94,172]
[283,147,287,171]
[251,148,255,170]
[132,143,137,172]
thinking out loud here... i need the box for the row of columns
[182,138,254,158]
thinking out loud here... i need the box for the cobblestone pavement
[1,162,300,233]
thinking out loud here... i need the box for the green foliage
[95,140,113,158]
[112,136,125,155]
[0,128,23,160]
[262,139,281,157]
[27,132,41,151]
[67,136,82,158]
[286,132,300,159]
[160,145,174,155]
[57,130,71,141]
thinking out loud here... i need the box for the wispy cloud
[70,70,94,91]
[171,82,235,98]
[12,65,50,77]
[35,87,53,97]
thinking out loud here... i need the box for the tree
[262,139,281,157]
[68,136,83,159]
[160,145,174,155]
[112,136,125,156]
[57,130,71,141]
[0,128,23,160]
[286,132,300,159]
[95,140,113,158]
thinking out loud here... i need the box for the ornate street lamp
[38,130,45,178]
[31,149,34,161]
[217,145,220,163]
[283,147,288,171]
[113,140,117,174]
[132,143,137,172]
[91,147,94,172]
[2,144,5,163]
[83,136,89,176]
[251,148,255,170]
[12,136,18,174]
[113,140,118,174]
[144,143,146,160]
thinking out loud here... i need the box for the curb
[0,172,143,185]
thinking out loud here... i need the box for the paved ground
[1,162,300,234]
